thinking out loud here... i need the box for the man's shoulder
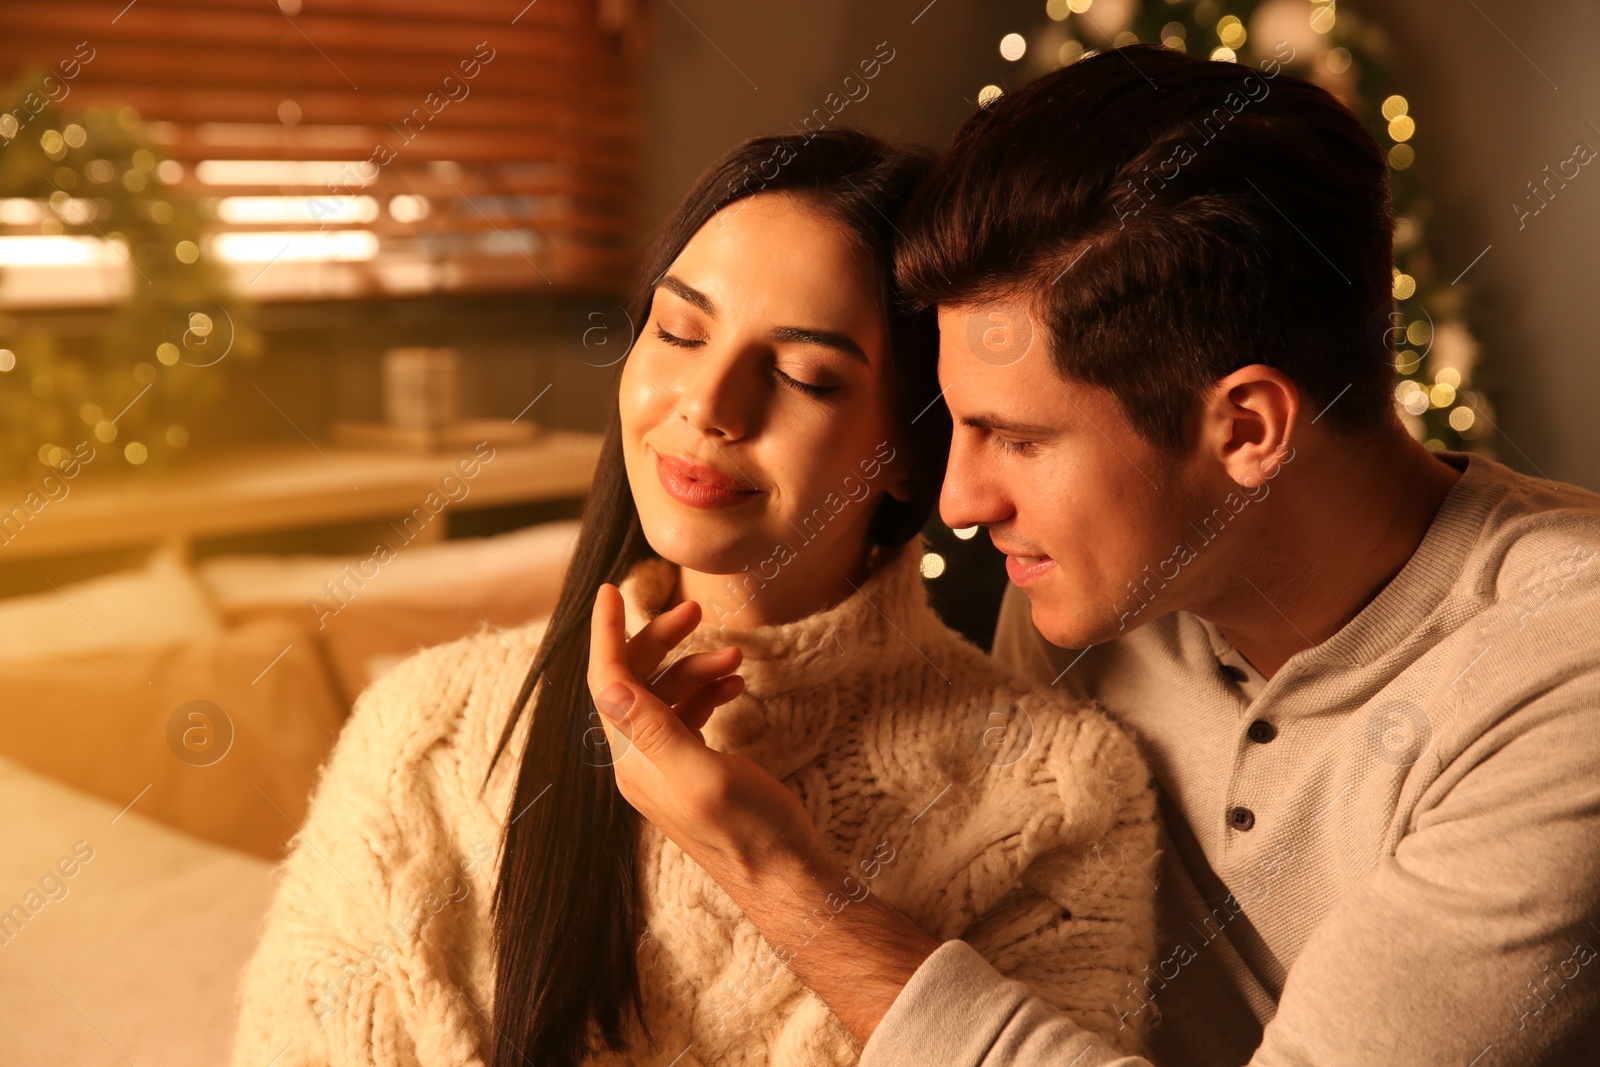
[1434,457,1600,688]
[1461,458,1600,610]
[1466,451,1600,517]
[1456,449,1598,556]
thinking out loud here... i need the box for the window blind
[0,0,644,299]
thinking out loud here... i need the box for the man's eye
[655,325,704,348]
[994,437,1034,456]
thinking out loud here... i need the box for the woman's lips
[654,451,762,510]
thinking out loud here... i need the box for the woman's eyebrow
[658,274,716,316]
[658,274,869,365]
[769,325,869,365]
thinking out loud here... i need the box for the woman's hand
[587,582,828,888]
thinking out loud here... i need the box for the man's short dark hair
[897,44,1398,447]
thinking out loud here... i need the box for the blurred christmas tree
[0,69,260,480]
[988,0,1495,454]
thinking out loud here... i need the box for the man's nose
[939,434,1012,531]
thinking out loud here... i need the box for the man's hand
[587,583,940,1044]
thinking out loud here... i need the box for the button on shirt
[1213,635,1266,839]
[1245,720,1276,744]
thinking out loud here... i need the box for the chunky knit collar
[616,535,936,779]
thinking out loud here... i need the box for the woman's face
[619,191,912,587]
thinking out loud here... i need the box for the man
[590,45,1600,1065]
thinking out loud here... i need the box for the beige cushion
[0,616,345,859]
[0,547,223,664]
[199,520,579,702]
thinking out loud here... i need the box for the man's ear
[1199,365,1299,487]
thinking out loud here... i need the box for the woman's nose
[676,348,754,440]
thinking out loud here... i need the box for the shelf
[0,429,602,563]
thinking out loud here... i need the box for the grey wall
[643,0,1600,490]
[1369,0,1600,490]
[640,0,1028,228]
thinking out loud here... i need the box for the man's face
[937,302,1200,649]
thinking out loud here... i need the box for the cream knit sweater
[231,536,1159,1067]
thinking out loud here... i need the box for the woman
[232,129,1158,1067]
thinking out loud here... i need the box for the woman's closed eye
[772,366,839,398]
[656,325,839,398]
[655,324,704,349]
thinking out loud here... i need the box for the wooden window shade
[1,0,645,299]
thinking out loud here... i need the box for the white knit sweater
[231,536,1159,1066]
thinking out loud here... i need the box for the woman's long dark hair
[486,128,949,1066]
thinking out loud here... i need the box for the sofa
[0,519,579,1063]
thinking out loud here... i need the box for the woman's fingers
[648,646,743,705]
[674,674,745,733]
